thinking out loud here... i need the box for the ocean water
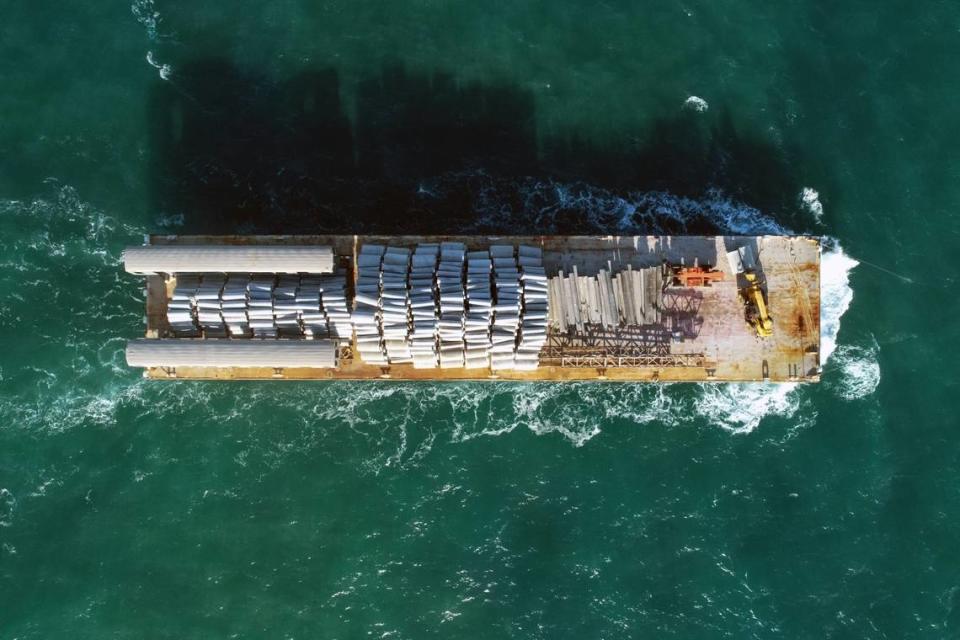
[2,1,959,638]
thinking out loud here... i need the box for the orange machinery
[669,265,725,287]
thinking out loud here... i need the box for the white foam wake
[820,244,859,363]
[693,383,805,434]
[829,342,881,400]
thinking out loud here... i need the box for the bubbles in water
[131,0,161,42]
[830,343,881,400]
[0,489,15,528]
[684,96,709,112]
[155,212,185,228]
[800,187,824,223]
[146,51,173,81]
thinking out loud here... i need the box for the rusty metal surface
[138,234,820,383]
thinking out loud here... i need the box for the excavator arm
[743,272,773,337]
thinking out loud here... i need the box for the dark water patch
[542,108,804,223]
[354,63,539,183]
[147,59,806,234]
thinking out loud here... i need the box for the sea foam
[0,488,15,528]
[684,96,709,112]
[830,342,881,400]
[131,0,161,42]
[800,187,824,224]
[146,51,172,81]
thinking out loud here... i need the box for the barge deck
[130,234,821,383]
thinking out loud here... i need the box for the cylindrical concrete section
[123,245,334,274]
[126,339,337,368]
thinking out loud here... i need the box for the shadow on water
[147,59,805,234]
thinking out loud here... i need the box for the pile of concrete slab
[353,244,388,365]
[348,242,551,370]
[248,276,277,338]
[319,274,352,340]
[167,276,201,336]
[296,276,326,338]
[166,272,354,342]
[547,265,664,332]
[290,273,352,340]
[489,245,522,370]
[195,276,227,337]
[221,275,251,337]
[410,244,440,368]
[464,250,493,369]
[437,242,467,368]
[516,246,547,370]
[382,246,413,364]
[272,275,301,337]
[351,241,445,367]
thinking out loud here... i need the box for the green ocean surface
[2,1,959,637]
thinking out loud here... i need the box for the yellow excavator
[726,246,773,338]
[741,271,773,338]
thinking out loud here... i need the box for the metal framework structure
[540,324,706,368]
[553,352,707,369]
[661,288,705,340]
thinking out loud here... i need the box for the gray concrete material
[124,245,335,275]
[126,339,337,368]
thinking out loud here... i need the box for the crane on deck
[726,245,773,338]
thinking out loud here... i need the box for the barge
[123,235,821,382]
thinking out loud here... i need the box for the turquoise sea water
[2,1,960,637]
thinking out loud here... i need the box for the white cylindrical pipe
[123,245,334,274]
[126,339,337,368]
